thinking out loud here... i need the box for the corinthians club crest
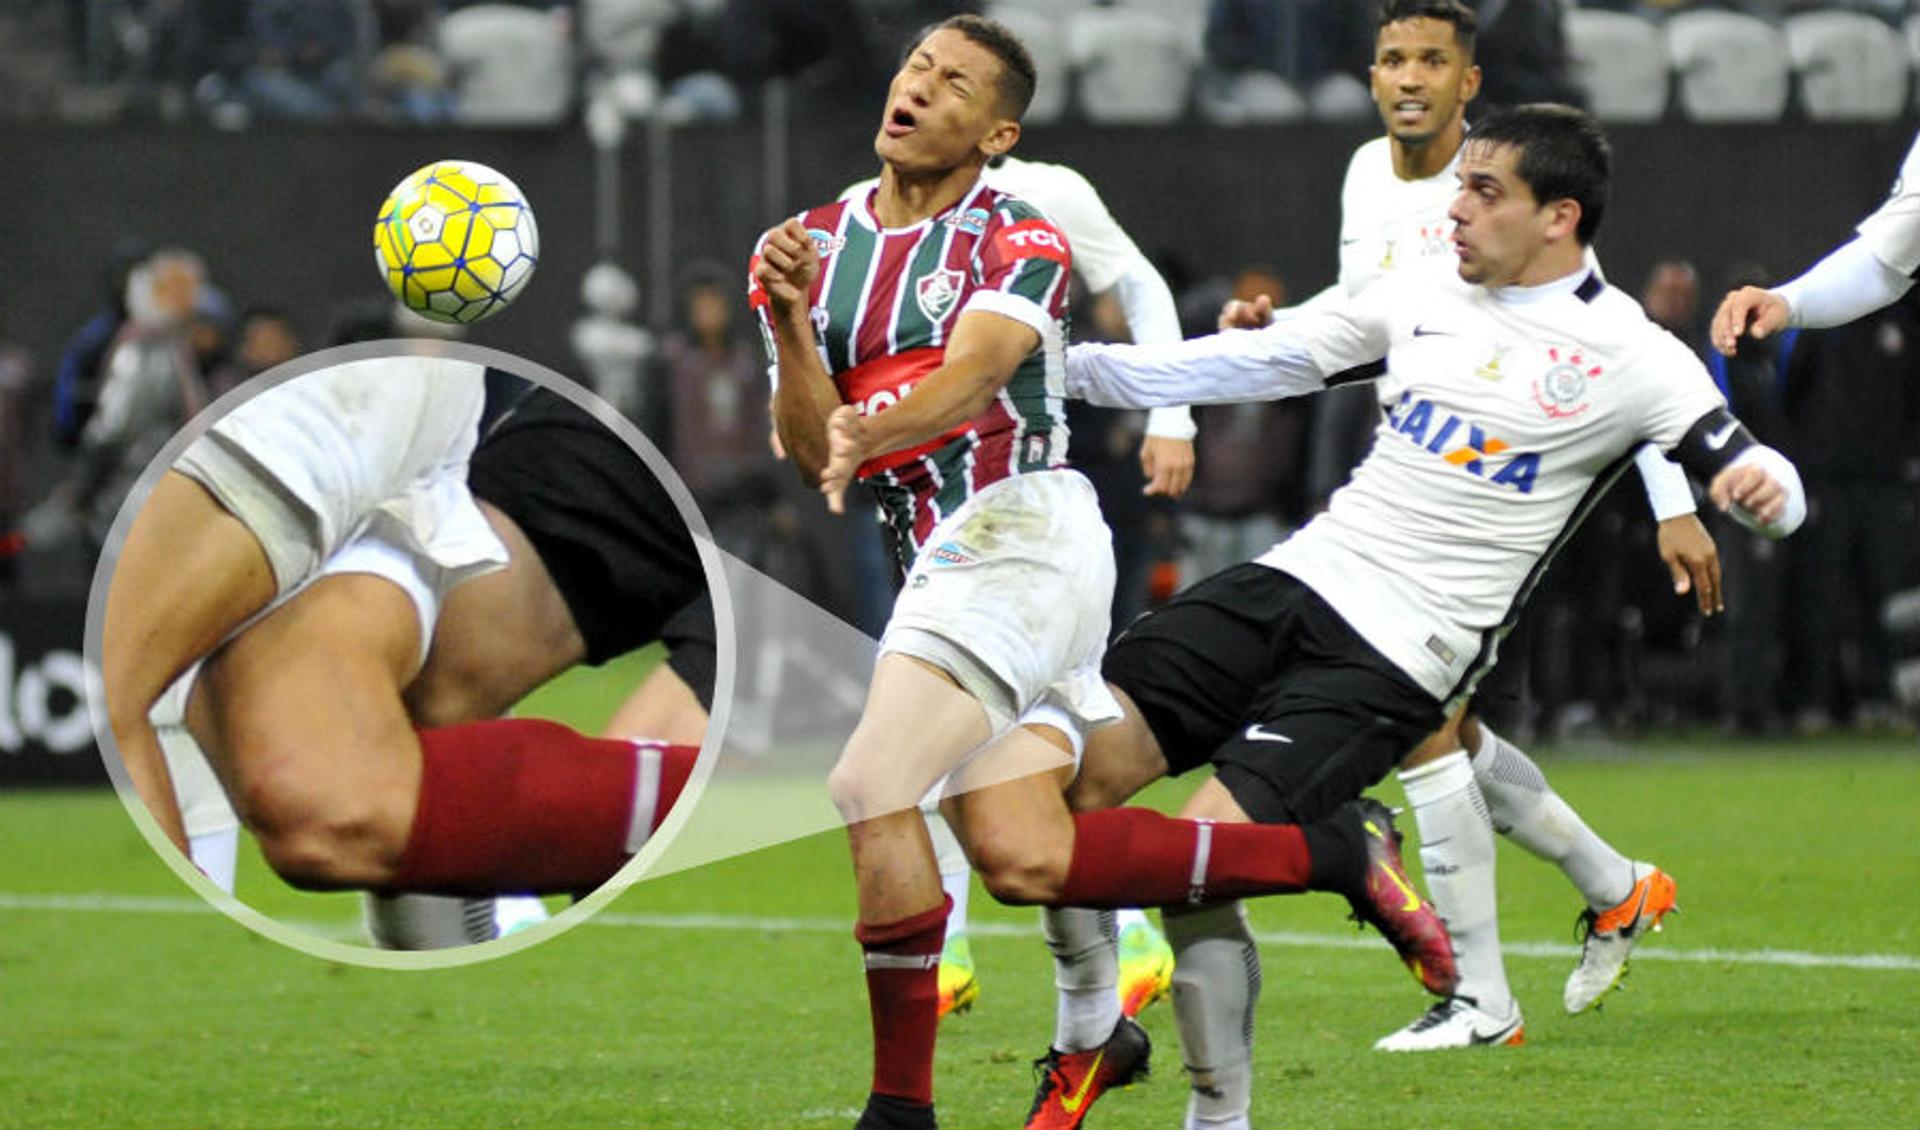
[1532,346,1605,419]
[916,267,965,322]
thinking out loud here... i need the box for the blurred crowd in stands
[1,1,1915,127]
[1,236,1913,742]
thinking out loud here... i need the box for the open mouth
[883,105,918,137]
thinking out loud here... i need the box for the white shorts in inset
[881,469,1122,746]
[173,356,506,596]
[152,524,456,843]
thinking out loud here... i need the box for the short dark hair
[905,15,1036,120]
[1465,103,1611,245]
[1375,0,1477,56]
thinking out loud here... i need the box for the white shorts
[174,356,506,596]
[881,469,1122,745]
[152,525,457,841]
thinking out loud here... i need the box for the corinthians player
[1059,103,1805,1130]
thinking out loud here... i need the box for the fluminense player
[1055,104,1806,1128]
[848,153,1191,1025]
[754,18,1453,1130]
[107,363,702,901]
[1711,129,1919,356]
[1222,0,1711,1053]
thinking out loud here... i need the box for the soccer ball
[373,159,539,324]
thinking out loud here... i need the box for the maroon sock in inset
[1057,807,1314,907]
[390,718,698,896]
[854,894,952,1106]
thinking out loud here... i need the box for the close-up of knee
[971,837,1066,906]
[235,760,404,890]
[825,750,918,824]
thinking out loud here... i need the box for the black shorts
[661,592,716,712]
[1101,563,1444,824]
[468,387,706,666]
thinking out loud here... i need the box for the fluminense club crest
[916,267,965,322]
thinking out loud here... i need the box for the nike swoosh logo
[1412,325,1455,338]
[1705,421,1738,450]
[1060,1048,1106,1114]
[1469,1018,1524,1046]
[1374,860,1422,913]
[1243,723,1293,743]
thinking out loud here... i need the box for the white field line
[4,893,1916,973]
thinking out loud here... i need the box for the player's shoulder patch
[983,190,1071,267]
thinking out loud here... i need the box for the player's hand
[1710,462,1789,527]
[1218,294,1275,331]
[1139,435,1195,498]
[820,404,868,515]
[754,219,822,317]
[1655,512,1722,615]
[1710,286,1790,356]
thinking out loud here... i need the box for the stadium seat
[1784,10,1910,121]
[1197,69,1306,125]
[440,4,575,126]
[985,3,1071,124]
[579,0,678,70]
[1565,9,1669,123]
[1666,9,1791,123]
[1909,15,1920,111]
[1109,0,1209,59]
[1069,9,1195,124]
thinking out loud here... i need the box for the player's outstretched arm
[754,219,839,485]
[1656,512,1721,615]
[1668,407,1805,538]
[818,309,1039,513]
[1711,237,1915,356]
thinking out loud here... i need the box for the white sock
[1470,725,1635,909]
[1044,907,1120,1050]
[1115,906,1151,933]
[364,893,496,948]
[925,810,972,938]
[188,827,239,894]
[1165,901,1258,1128]
[1400,750,1512,1016]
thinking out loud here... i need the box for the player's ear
[1460,64,1482,104]
[980,118,1020,161]
[1543,197,1582,243]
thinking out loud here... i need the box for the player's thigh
[1213,681,1438,825]
[103,470,277,724]
[1065,685,1171,812]
[1098,563,1283,779]
[404,502,584,726]
[829,653,995,820]
[194,572,424,820]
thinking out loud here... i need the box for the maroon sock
[1057,807,1314,907]
[390,718,697,896]
[854,895,951,1106]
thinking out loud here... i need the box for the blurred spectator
[1643,259,1705,354]
[24,246,211,553]
[1473,0,1585,110]
[231,306,303,383]
[0,344,33,588]
[239,0,365,121]
[1176,265,1311,586]
[1705,262,1796,735]
[1780,291,1920,732]
[365,0,453,124]
[1200,0,1373,119]
[722,0,884,108]
[659,263,770,507]
[571,260,655,427]
[53,238,149,449]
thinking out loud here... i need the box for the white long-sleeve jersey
[1330,135,1696,520]
[1067,265,1800,704]
[1777,131,1920,328]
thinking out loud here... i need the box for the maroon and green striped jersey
[750,178,1074,571]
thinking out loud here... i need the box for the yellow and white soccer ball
[373,159,539,324]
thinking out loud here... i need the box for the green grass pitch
[0,728,1914,1128]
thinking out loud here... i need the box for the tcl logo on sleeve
[994,219,1071,265]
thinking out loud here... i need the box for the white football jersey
[1857,131,1920,279]
[1067,265,1727,703]
[1337,136,1463,296]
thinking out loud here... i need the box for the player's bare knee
[230,743,411,889]
[970,835,1069,905]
